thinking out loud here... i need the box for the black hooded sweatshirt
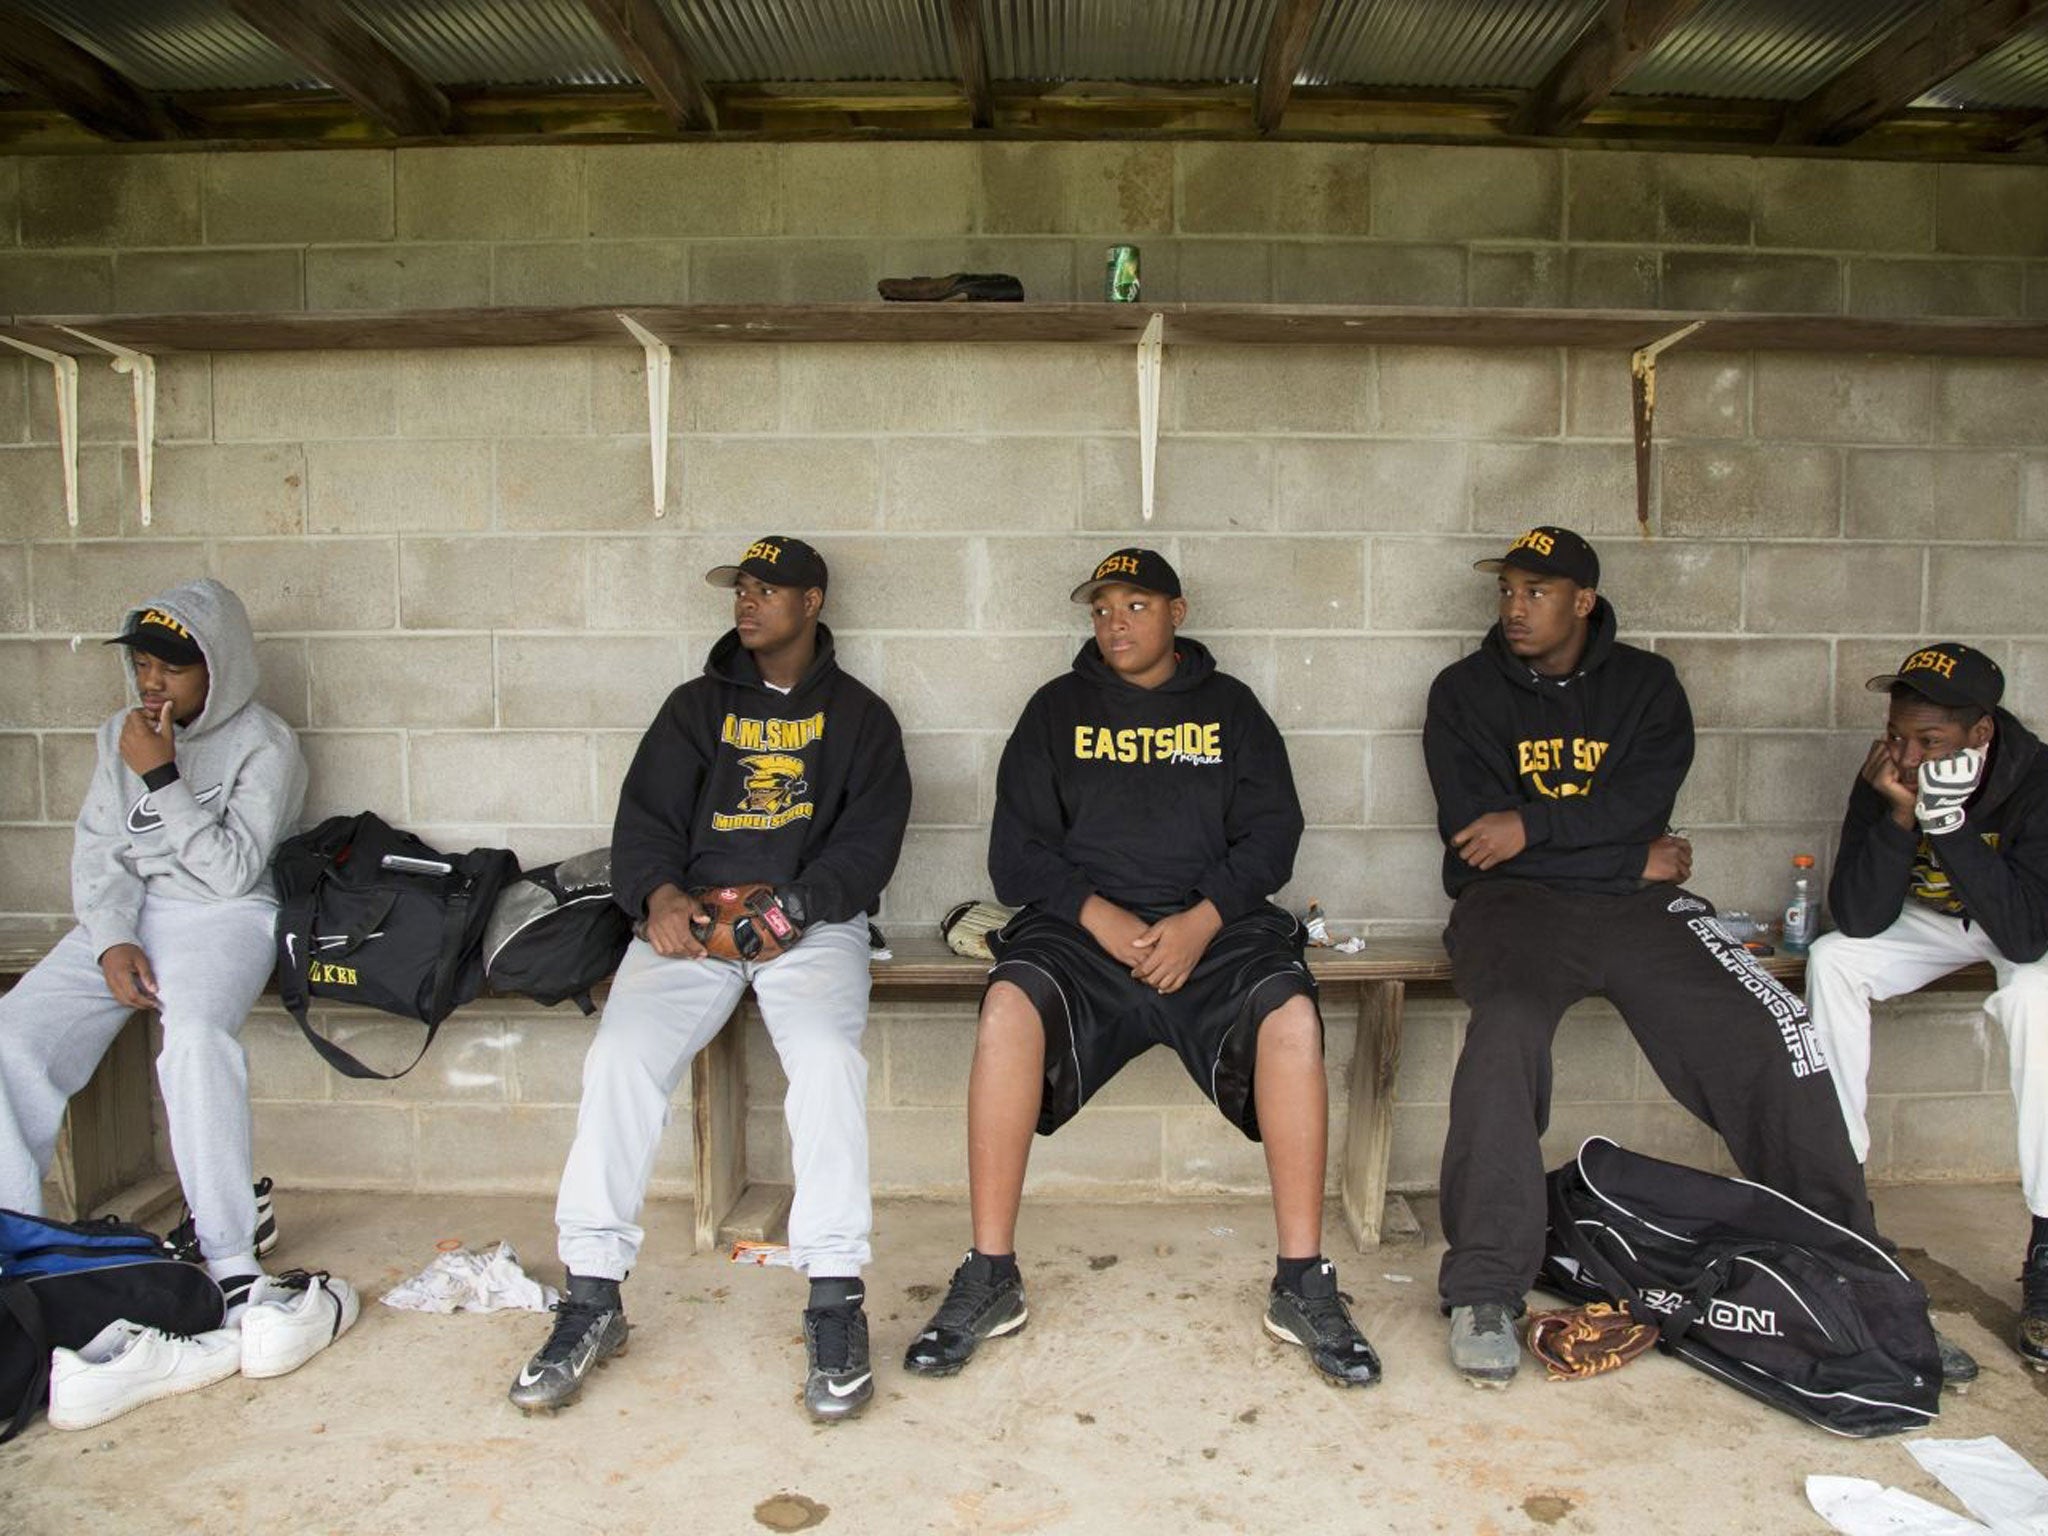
[1827,708,2048,964]
[1423,598,1692,898]
[989,637,1303,925]
[610,624,911,926]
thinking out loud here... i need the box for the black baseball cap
[1070,547,1182,604]
[1474,526,1600,588]
[704,535,828,592]
[103,605,203,666]
[1866,642,2004,714]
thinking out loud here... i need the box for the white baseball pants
[555,917,873,1281]
[1806,901,2048,1213]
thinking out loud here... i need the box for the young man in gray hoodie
[0,579,306,1315]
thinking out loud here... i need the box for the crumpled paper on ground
[381,1241,559,1314]
[1809,1437,2048,1536]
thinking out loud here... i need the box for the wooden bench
[1,917,1987,1256]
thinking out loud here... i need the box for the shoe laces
[539,1296,611,1358]
[808,1304,864,1372]
[1293,1285,1361,1343]
[1467,1303,1512,1337]
[931,1262,1006,1332]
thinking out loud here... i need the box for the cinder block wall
[3,142,2045,1198]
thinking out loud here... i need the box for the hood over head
[115,578,260,737]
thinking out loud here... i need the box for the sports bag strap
[275,887,320,1025]
[0,1281,51,1445]
[1548,1178,1699,1343]
[291,1010,437,1082]
[425,864,483,1024]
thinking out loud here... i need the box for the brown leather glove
[689,883,806,963]
[1526,1301,1659,1382]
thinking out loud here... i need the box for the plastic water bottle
[1782,854,1819,955]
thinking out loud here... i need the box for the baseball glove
[1526,1301,1658,1382]
[689,883,806,963]
[941,899,1016,961]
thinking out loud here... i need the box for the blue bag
[0,1209,223,1442]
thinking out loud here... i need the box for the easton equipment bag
[272,812,519,1080]
[1539,1137,1940,1438]
[481,848,632,1015]
[0,1209,223,1443]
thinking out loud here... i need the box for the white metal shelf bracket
[1136,312,1164,522]
[0,335,81,527]
[57,326,158,528]
[617,314,673,518]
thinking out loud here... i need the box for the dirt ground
[2,1183,2043,1536]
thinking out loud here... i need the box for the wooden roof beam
[1507,0,1709,138]
[945,0,993,129]
[1253,0,1328,134]
[1781,0,2048,147]
[226,0,453,138]
[0,5,176,141]
[582,0,717,133]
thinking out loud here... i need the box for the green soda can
[1106,245,1140,302]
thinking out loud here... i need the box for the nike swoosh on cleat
[825,1373,872,1398]
[917,1330,938,1342]
[516,1365,546,1387]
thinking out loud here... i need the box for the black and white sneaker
[802,1301,873,1422]
[166,1177,278,1264]
[1264,1260,1381,1387]
[2019,1243,2048,1372]
[508,1274,629,1412]
[902,1253,1027,1377]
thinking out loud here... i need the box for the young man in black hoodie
[510,536,911,1423]
[901,548,1382,1390]
[1424,526,1884,1387]
[1806,644,2048,1368]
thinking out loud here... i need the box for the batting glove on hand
[1916,746,1987,837]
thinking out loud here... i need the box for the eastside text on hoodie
[989,638,1302,925]
[609,625,911,926]
[1424,597,1694,898]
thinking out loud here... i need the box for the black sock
[2030,1215,2048,1257]
[972,1249,1020,1283]
[809,1277,864,1311]
[1275,1255,1322,1292]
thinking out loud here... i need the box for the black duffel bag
[1539,1136,1941,1438]
[272,812,519,1079]
[481,847,632,1015]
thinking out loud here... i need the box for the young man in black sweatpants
[1422,526,1907,1387]
[901,547,1381,1390]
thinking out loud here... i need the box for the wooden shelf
[6,303,2046,358]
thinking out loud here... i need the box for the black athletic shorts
[986,903,1319,1142]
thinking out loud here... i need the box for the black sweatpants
[1437,878,1878,1308]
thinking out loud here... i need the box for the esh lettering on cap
[745,539,785,565]
[1901,648,1959,681]
[1093,553,1141,581]
[138,608,192,640]
[1508,530,1556,558]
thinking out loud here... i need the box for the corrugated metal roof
[983,0,1278,83]
[1913,17,2048,110]
[8,0,314,91]
[1303,0,1607,90]
[343,0,633,88]
[667,0,956,83]
[1619,0,1924,101]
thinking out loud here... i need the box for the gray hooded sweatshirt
[73,579,308,958]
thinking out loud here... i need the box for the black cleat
[1935,1326,1980,1388]
[903,1253,1028,1377]
[803,1301,873,1422]
[1264,1260,1381,1388]
[509,1274,629,1412]
[1449,1301,1521,1387]
[2019,1243,2048,1371]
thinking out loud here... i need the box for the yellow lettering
[1904,648,1957,680]
[744,539,782,564]
[1074,725,1094,759]
[1202,723,1221,758]
[1510,530,1555,557]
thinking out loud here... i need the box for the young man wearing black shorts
[902,548,1381,1389]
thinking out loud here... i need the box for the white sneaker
[240,1270,360,1379]
[48,1320,241,1430]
